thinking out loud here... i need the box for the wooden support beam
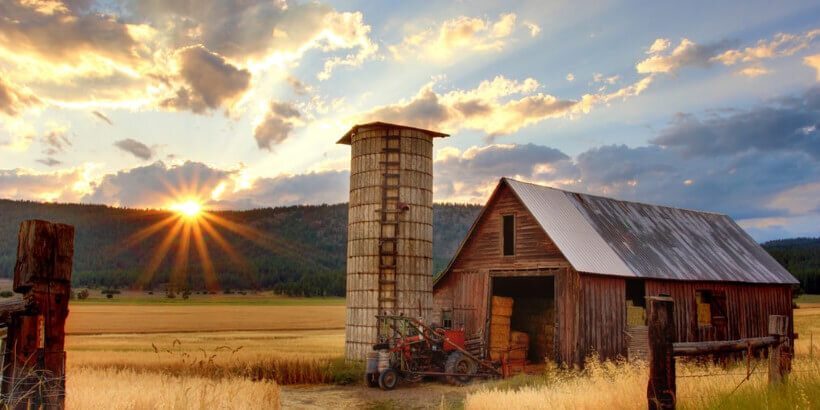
[768,315,787,387]
[647,295,676,410]
[3,220,74,410]
[673,336,777,356]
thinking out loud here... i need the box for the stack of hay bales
[489,296,513,360]
[509,331,529,361]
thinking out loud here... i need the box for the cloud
[114,138,154,160]
[636,38,732,74]
[159,45,251,114]
[389,13,528,60]
[805,54,820,81]
[216,170,350,209]
[0,165,93,202]
[0,77,42,117]
[566,73,575,82]
[286,76,313,96]
[36,158,62,167]
[650,86,820,158]
[646,38,671,54]
[356,76,596,137]
[92,111,113,125]
[128,1,376,80]
[253,101,302,150]
[638,29,820,76]
[40,124,72,155]
[523,21,541,37]
[712,29,820,66]
[83,161,234,208]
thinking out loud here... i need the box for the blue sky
[0,0,818,241]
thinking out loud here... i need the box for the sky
[0,0,818,242]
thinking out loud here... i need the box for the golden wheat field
[61,297,820,409]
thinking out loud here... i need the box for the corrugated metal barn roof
[504,178,797,284]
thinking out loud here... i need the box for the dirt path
[280,382,482,409]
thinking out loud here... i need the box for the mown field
[62,294,820,409]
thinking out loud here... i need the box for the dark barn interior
[492,275,555,363]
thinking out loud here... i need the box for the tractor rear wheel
[445,351,476,385]
[378,368,399,390]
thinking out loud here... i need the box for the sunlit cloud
[389,13,528,61]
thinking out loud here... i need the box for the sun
[170,200,202,217]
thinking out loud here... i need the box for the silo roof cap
[337,121,449,145]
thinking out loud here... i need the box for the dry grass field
[59,295,820,409]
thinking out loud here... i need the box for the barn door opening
[490,275,555,363]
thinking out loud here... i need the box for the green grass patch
[797,294,820,305]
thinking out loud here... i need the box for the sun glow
[170,201,202,217]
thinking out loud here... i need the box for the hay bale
[491,296,513,317]
[508,349,527,361]
[489,323,510,348]
[510,331,529,345]
[490,314,510,326]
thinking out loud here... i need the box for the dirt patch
[280,381,482,409]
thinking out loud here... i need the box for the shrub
[106,293,113,299]
[182,290,191,300]
[0,290,13,298]
[77,289,90,300]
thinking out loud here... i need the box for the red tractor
[365,315,501,390]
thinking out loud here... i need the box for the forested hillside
[762,237,820,294]
[0,200,481,296]
[1,199,816,295]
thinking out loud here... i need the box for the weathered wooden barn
[433,178,797,366]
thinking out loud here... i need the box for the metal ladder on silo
[377,131,400,315]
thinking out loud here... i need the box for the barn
[432,177,798,366]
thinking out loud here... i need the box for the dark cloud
[652,87,820,158]
[40,128,71,155]
[637,39,736,74]
[0,1,146,70]
[126,1,335,61]
[160,45,251,114]
[286,76,312,96]
[83,161,232,208]
[253,101,301,150]
[363,87,452,131]
[92,111,113,125]
[114,138,153,160]
[36,158,62,167]
[434,143,570,199]
[0,77,41,117]
[216,171,350,209]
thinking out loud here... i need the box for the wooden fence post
[2,220,73,409]
[647,295,676,410]
[768,315,787,387]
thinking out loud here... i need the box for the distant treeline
[0,200,481,296]
[762,237,820,294]
[0,199,816,295]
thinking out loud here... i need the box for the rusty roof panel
[505,178,797,284]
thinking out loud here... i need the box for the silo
[338,122,449,360]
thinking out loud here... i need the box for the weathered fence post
[647,295,675,410]
[768,315,787,386]
[2,220,74,409]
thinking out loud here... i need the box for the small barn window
[695,290,712,327]
[502,214,515,256]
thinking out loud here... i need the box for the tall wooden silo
[338,122,449,360]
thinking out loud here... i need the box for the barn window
[695,289,728,329]
[502,214,515,256]
[695,290,712,326]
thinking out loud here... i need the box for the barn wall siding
[579,274,626,362]
[645,280,793,344]
[433,269,488,337]
[452,184,570,271]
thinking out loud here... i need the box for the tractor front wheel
[445,351,476,385]
[378,368,399,390]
